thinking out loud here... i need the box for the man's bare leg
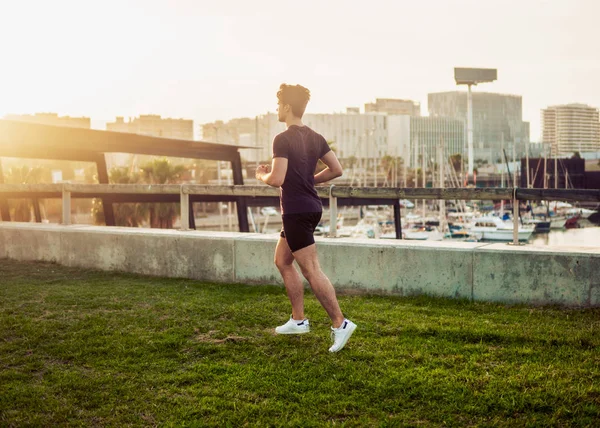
[292,243,344,328]
[274,237,305,320]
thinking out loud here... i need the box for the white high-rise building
[247,110,411,164]
[205,109,464,169]
[541,104,600,157]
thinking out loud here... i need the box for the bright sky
[1,0,599,140]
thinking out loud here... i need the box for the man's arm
[314,151,343,184]
[256,157,288,187]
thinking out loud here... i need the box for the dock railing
[1,184,598,245]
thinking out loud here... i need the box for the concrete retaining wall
[1,223,599,307]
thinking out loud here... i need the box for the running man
[255,83,357,353]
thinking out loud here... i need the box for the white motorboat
[350,214,381,239]
[565,208,596,219]
[469,216,534,241]
[549,215,567,229]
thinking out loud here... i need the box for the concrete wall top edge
[474,242,600,256]
[0,223,248,239]
[2,223,598,256]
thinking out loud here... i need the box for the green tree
[380,155,403,183]
[474,158,488,169]
[346,155,358,169]
[571,151,582,159]
[449,153,462,173]
[92,167,149,227]
[5,165,51,221]
[140,158,187,229]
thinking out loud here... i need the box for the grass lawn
[1,258,599,427]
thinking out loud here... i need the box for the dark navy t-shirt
[272,125,331,215]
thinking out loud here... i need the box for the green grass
[1,259,599,427]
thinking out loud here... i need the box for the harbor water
[528,226,600,248]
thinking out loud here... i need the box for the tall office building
[201,111,412,164]
[203,109,467,168]
[106,115,193,140]
[302,112,409,161]
[364,98,421,116]
[409,117,465,168]
[428,91,529,162]
[541,104,600,157]
[4,112,90,129]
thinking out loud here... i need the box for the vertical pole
[231,152,249,233]
[512,141,517,188]
[95,154,115,226]
[439,137,445,234]
[500,133,505,217]
[227,165,233,232]
[422,147,426,219]
[180,186,189,231]
[554,156,558,189]
[373,134,378,187]
[512,188,519,245]
[467,84,474,182]
[526,140,530,188]
[32,198,42,223]
[248,207,257,233]
[543,148,548,189]
[0,159,10,221]
[393,201,402,239]
[413,137,418,187]
[403,155,407,189]
[217,160,223,231]
[328,185,337,238]
[62,184,71,225]
[189,201,196,230]
[543,148,549,218]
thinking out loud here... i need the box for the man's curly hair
[277,84,311,118]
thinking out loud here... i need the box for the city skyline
[1,0,599,141]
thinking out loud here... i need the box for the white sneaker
[275,317,310,334]
[329,319,357,353]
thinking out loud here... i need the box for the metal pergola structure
[0,119,254,231]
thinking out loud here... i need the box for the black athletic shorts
[280,212,322,253]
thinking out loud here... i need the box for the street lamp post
[454,67,497,185]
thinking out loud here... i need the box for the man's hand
[255,164,271,181]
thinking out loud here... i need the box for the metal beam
[2,184,597,203]
[0,120,251,162]
[393,201,402,239]
[231,152,249,232]
[0,147,99,162]
[32,198,42,223]
[189,202,196,230]
[0,159,10,221]
[95,154,116,226]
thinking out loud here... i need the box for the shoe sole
[275,329,310,335]
[329,323,357,353]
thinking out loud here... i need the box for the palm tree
[5,165,51,221]
[140,158,187,229]
[92,167,149,227]
[380,155,403,184]
[346,156,358,169]
[450,153,462,173]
